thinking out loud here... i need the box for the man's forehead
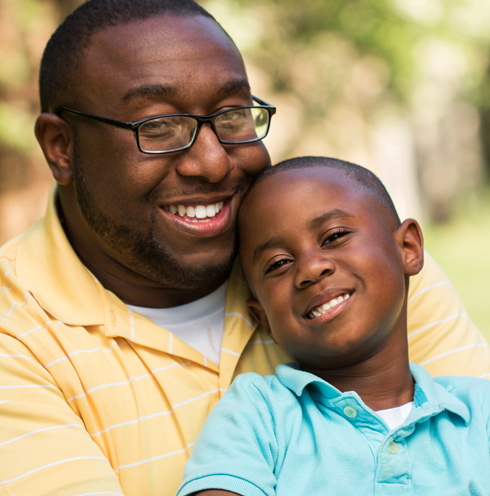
[73,15,247,111]
[89,15,236,56]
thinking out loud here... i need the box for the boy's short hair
[247,156,400,227]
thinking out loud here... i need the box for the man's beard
[72,137,237,290]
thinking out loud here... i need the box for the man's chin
[101,225,237,290]
[73,138,237,291]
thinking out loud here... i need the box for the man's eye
[264,258,292,275]
[140,118,183,137]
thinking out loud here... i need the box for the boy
[177,157,490,496]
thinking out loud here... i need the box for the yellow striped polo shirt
[0,188,488,496]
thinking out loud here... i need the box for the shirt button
[344,405,357,418]
[389,441,399,454]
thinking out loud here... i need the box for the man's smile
[163,201,224,220]
[160,197,234,236]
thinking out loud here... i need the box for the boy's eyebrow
[308,209,355,230]
[252,209,355,264]
[253,236,282,264]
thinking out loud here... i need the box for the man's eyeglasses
[56,96,276,155]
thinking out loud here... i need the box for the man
[0,1,488,495]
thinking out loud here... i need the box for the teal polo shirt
[177,363,490,495]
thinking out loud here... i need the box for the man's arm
[0,332,125,496]
[407,252,490,377]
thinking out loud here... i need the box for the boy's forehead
[238,166,396,253]
[242,167,366,219]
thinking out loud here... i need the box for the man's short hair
[249,156,401,226]
[39,0,217,113]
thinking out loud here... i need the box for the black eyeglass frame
[56,95,276,155]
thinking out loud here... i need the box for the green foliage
[204,0,490,105]
[424,191,490,342]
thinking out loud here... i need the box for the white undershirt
[127,281,228,366]
[375,401,414,430]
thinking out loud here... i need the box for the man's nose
[294,254,335,289]
[175,124,232,183]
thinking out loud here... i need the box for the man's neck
[77,250,229,308]
[57,195,229,308]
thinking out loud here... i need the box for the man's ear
[35,113,74,186]
[395,219,424,276]
[246,298,277,343]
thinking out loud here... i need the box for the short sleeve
[177,373,278,496]
[0,333,124,495]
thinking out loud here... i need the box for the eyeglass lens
[138,107,269,153]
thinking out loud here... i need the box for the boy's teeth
[308,293,351,319]
[165,201,224,221]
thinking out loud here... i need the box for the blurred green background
[0,0,489,338]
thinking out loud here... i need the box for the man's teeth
[308,293,351,319]
[164,202,224,221]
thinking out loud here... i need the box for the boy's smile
[239,166,423,373]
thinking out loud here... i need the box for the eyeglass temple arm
[56,107,134,130]
[252,95,277,115]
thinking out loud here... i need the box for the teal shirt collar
[276,362,470,426]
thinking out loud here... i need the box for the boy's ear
[395,219,424,276]
[246,298,277,343]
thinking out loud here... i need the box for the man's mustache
[155,180,252,202]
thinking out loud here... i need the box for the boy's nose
[294,255,335,289]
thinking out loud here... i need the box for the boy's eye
[322,229,350,246]
[264,258,292,275]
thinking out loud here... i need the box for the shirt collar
[409,363,470,425]
[15,184,106,326]
[276,362,470,425]
[276,362,343,399]
[14,184,259,362]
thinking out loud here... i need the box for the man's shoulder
[0,239,29,318]
[0,230,23,267]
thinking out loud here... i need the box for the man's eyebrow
[122,84,176,103]
[216,79,251,97]
[122,79,250,105]
[253,236,282,264]
[308,209,355,230]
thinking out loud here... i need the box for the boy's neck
[301,331,414,411]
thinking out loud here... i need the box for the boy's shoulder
[419,369,490,425]
[433,374,490,403]
[230,362,330,408]
[230,367,291,395]
[412,363,490,410]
